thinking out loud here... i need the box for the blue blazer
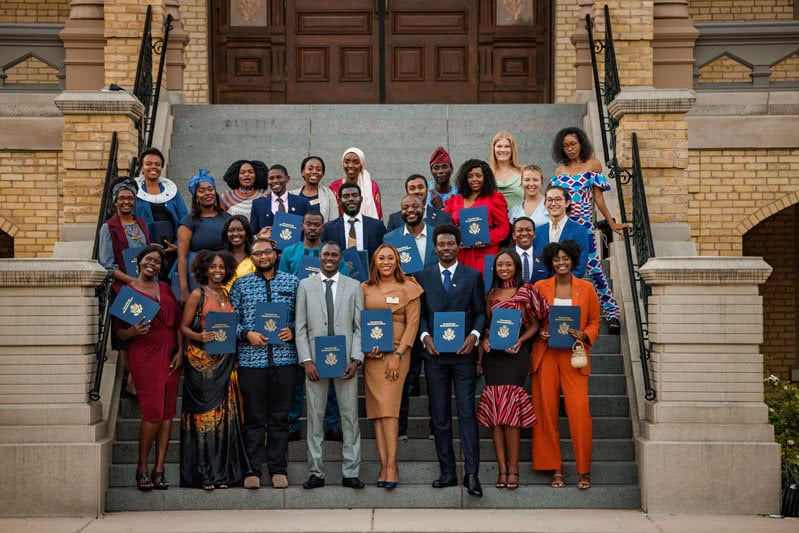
[533,218,591,278]
[416,263,486,359]
[383,223,438,268]
[321,215,387,261]
[250,193,310,235]
[386,206,452,232]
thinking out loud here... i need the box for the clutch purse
[571,340,588,369]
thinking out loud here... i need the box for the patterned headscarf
[112,181,137,202]
[188,168,216,195]
[429,146,452,167]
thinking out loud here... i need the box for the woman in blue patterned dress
[550,127,627,332]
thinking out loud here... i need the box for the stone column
[637,257,781,514]
[603,0,654,87]
[54,91,143,242]
[59,0,106,90]
[572,0,597,94]
[0,259,110,516]
[164,0,188,94]
[104,0,167,88]
[652,0,699,89]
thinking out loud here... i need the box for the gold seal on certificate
[265,319,277,332]
[325,352,338,366]
[443,328,456,341]
[400,251,411,264]
[214,329,227,342]
[280,228,292,241]
[558,321,570,335]
[469,222,480,235]
[498,325,510,338]
[130,303,143,317]
[370,326,383,340]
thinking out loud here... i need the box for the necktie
[442,269,451,292]
[324,279,335,335]
[523,251,530,283]
[347,218,358,249]
[277,197,286,213]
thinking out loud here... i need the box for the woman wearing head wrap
[329,147,383,220]
[219,159,268,220]
[175,169,231,304]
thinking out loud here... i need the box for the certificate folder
[433,311,465,353]
[204,311,237,354]
[459,205,489,247]
[121,247,140,275]
[384,234,424,274]
[548,305,581,350]
[483,254,495,294]
[273,212,303,250]
[298,254,321,279]
[110,285,160,326]
[342,247,368,282]
[255,302,288,346]
[489,308,522,351]
[361,309,394,353]
[314,335,347,378]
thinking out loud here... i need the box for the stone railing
[693,21,799,91]
[0,23,65,90]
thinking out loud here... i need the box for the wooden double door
[211,0,551,104]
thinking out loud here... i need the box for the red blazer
[531,275,600,376]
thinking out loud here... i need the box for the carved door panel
[286,0,380,103]
[385,0,478,103]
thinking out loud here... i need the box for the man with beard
[295,241,365,490]
[321,181,386,261]
[229,238,300,489]
[386,174,452,231]
[427,146,458,209]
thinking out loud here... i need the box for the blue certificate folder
[203,311,237,355]
[110,285,160,326]
[489,308,522,351]
[121,247,140,275]
[314,335,347,378]
[459,205,489,247]
[361,309,394,353]
[548,305,581,350]
[343,247,368,282]
[384,234,424,274]
[272,212,303,250]
[150,220,175,246]
[483,254,496,293]
[254,302,288,346]
[433,311,465,353]
[298,254,321,279]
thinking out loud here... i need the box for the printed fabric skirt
[477,385,537,428]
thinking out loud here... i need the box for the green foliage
[764,374,799,469]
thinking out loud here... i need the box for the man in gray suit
[295,240,365,489]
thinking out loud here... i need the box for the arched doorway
[0,230,12,258]
[742,203,799,382]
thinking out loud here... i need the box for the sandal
[495,472,508,489]
[202,481,215,491]
[507,472,519,490]
[151,471,169,490]
[577,473,591,490]
[136,470,153,491]
[217,483,229,489]
[551,471,565,488]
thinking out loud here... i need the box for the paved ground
[1,510,796,533]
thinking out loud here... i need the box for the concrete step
[106,483,640,511]
[109,460,637,488]
[112,437,634,464]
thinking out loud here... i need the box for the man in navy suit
[386,174,452,232]
[416,224,485,497]
[533,186,591,277]
[251,164,310,235]
[321,181,386,262]
[512,217,549,283]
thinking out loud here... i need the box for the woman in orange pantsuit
[531,240,600,490]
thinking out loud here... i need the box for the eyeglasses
[251,250,275,257]
[545,197,565,204]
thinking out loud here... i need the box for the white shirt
[343,212,365,250]
[271,191,289,214]
[419,261,481,343]
[515,245,533,262]
[404,224,427,263]
[319,271,340,302]
[549,216,567,243]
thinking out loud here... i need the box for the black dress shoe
[302,474,325,489]
[288,429,302,442]
[342,477,365,489]
[325,429,344,442]
[608,318,621,335]
[432,473,458,488]
[463,473,483,497]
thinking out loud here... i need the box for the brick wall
[180,0,210,104]
[742,205,798,381]
[555,0,579,103]
[0,151,62,257]
[698,55,752,82]
[686,148,799,256]
[4,57,60,85]
[688,0,795,21]
[770,54,799,82]
[0,0,70,23]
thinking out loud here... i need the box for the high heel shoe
[383,481,398,490]
[376,481,386,488]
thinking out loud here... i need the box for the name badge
[310,199,320,205]
[386,296,399,304]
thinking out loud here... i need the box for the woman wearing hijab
[329,147,383,220]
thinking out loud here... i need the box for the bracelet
[476,361,483,365]
[393,351,404,359]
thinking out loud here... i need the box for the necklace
[204,285,228,308]
[123,222,144,241]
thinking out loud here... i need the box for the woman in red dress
[117,245,183,491]
[444,159,511,274]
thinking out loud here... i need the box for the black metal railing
[586,6,656,401]
[132,5,173,157]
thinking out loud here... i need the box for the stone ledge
[639,257,772,285]
[54,90,144,120]
[608,87,696,119]
[0,259,106,287]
